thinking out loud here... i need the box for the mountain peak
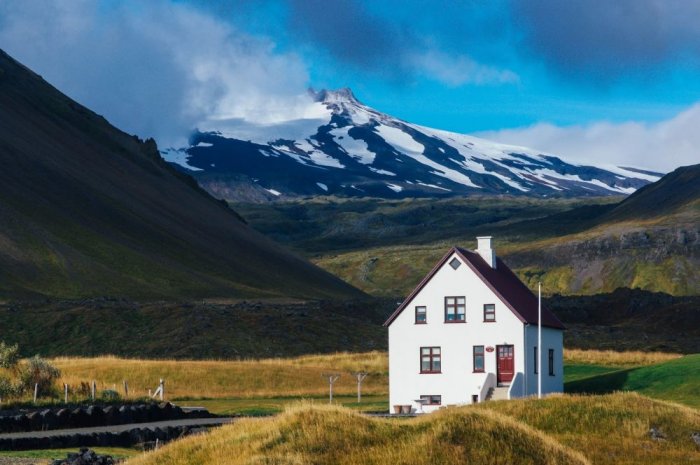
[310,87,360,105]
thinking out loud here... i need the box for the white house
[385,237,564,413]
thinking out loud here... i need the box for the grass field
[566,354,700,408]
[126,393,700,465]
[45,349,698,416]
[0,447,139,460]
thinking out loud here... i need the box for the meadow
[125,393,700,465]
[46,349,696,415]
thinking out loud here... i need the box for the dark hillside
[601,163,700,222]
[0,49,362,300]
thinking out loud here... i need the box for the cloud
[408,51,519,86]
[286,0,517,86]
[512,0,700,80]
[0,0,311,146]
[477,103,700,172]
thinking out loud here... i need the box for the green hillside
[566,354,700,408]
[232,165,700,297]
[0,49,361,301]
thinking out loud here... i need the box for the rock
[52,447,115,465]
[692,432,700,447]
[649,426,666,441]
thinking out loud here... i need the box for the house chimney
[476,236,496,268]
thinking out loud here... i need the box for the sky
[1,0,699,171]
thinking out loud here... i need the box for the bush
[0,342,19,370]
[101,389,120,401]
[0,375,16,400]
[18,356,61,397]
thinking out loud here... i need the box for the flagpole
[538,281,542,399]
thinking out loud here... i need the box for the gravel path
[0,458,48,465]
[0,418,233,440]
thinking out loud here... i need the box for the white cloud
[477,103,700,172]
[409,50,519,86]
[0,0,312,146]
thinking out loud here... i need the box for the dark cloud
[287,0,406,71]
[512,0,700,79]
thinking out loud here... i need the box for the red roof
[383,246,565,329]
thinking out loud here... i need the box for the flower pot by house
[401,405,411,414]
[393,405,402,414]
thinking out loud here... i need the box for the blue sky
[1,0,699,170]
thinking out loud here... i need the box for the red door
[497,345,514,384]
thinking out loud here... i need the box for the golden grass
[563,349,682,367]
[53,352,388,399]
[52,349,684,400]
[126,402,589,465]
[478,392,700,465]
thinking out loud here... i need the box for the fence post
[33,383,38,403]
[91,380,96,401]
[123,380,129,398]
[64,383,68,403]
[159,379,164,401]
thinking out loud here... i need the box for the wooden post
[148,389,152,397]
[123,380,129,398]
[322,374,340,404]
[64,384,68,404]
[159,379,164,401]
[33,383,38,403]
[91,380,96,401]
[353,372,368,403]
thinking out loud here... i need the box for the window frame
[534,346,538,374]
[473,345,485,373]
[420,346,442,374]
[548,349,555,376]
[444,296,466,323]
[483,304,496,322]
[420,394,442,405]
[415,306,427,324]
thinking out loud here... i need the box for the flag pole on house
[538,281,542,399]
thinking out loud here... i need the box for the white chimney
[476,236,496,268]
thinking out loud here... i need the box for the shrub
[18,356,61,397]
[0,342,19,370]
[101,389,120,401]
[0,375,15,400]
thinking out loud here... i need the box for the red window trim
[420,346,441,374]
[444,296,466,323]
[473,345,485,373]
[483,303,496,322]
[415,306,427,324]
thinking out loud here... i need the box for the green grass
[563,363,624,383]
[0,447,140,459]
[187,395,388,416]
[565,354,700,408]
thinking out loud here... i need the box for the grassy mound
[566,354,700,408]
[479,392,700,465]
[126,404,588,465]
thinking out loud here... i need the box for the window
[444,296,466,322]
[473,345,485,372]
[548,349,555,376]
[534,347,538,374]
[483,304,495,322]
[420,347,441,373]
[449,257,461,270]
[420,395,441,405]
[415,306,427,324]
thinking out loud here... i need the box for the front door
[497,345,514,384]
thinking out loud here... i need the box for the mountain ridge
[163,88,662,201]
[0,49,362,300]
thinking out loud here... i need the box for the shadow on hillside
[565,368,635,394]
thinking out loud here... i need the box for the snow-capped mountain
[162,88,662,200]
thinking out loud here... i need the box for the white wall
[388,251,529,413]
[523,325,564,396]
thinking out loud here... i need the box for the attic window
[449,258,461,270]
